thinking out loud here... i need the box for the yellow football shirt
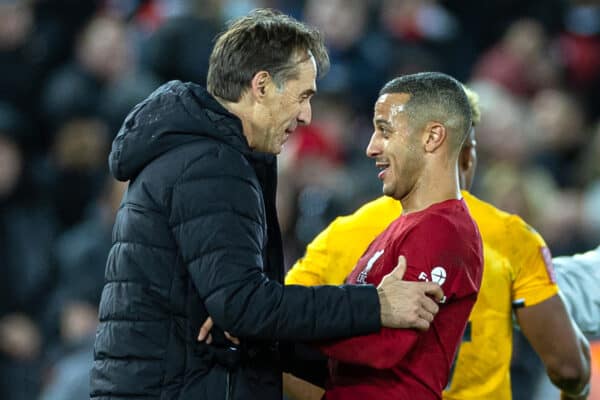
[285,191,558,400]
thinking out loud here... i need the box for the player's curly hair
[462,85,481,127]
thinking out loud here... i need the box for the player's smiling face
[366,92,424,201]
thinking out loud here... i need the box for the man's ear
[423,122,447,153]
[250,71,271,102]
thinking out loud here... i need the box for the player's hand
[197,317,240,345]
[377,255,444,330]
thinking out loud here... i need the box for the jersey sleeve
[509,216,559,307]
[394,214,482,302]
[285,197,400,287]
[317,214,481,369]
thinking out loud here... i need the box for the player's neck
[400,166,461,215]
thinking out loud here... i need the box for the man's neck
[213,94,255,148]
[400,165,461,215]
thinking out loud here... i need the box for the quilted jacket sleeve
[170,152,381,341]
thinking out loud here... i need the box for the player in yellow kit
[284,87,590,399]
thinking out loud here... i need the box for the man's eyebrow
[301,88,316,97]
[374,118,392,126]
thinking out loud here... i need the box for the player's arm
[317,214,480,370]
[317,256,421,369]
[510,221,591,398]
[318,326,419,369]
[516,295,591,398]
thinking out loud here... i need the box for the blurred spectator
[378,0,475,80]
[0,0,95,116]
[559,4,600,117]
[303,0,388,110]
[141,10,220,85]
[221,0,278,20]
[40,178,127,400]
[51,177,127,312]
[0,103,57,400]
[0,103,57,321]
[41,15,127,127]
[46,116,111,228]
[579,122,600,243]
[38,305,96,400]
[473,18,560,98]
[477,160,587,256]
[466,81,531,167]
[530,88,587,187]
[0,0,39,111]
[42,14,157,132]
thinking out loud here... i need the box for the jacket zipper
[226,370,234,400]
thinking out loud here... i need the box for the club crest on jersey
[357,249,384,284]
[418,266,447,285]
[431,266,447,285]
[418,266,448,303]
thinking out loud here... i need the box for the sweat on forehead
[374,93,411,123]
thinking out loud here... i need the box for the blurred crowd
[0,0,598,399]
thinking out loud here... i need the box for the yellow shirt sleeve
[463,192,558,308]
[507,216,559,307]
[285,196,401,286]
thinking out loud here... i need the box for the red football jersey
[319,198,483,400]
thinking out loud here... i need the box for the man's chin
[268,145,283,155]
[253,143,281,155]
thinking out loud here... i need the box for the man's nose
[298,101,312,126]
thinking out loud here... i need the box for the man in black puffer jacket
[90,9,443,400]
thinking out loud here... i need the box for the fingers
[411,303,438,331]
[392,256,407,279]
[421,294,440,316]
[377,256,407,290]
[197,317,214,343]
[423,282,444,302]
[224,331,240,346]
[378,278,445,329]
[412,290,440,330]
[197,317,240,346]
[419,307,435,324]
[413,318,431,332]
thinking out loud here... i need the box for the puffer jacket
[89,81,381,400]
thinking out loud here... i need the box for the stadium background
[0,0,598,399]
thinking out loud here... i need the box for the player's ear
[424,122,446,153]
